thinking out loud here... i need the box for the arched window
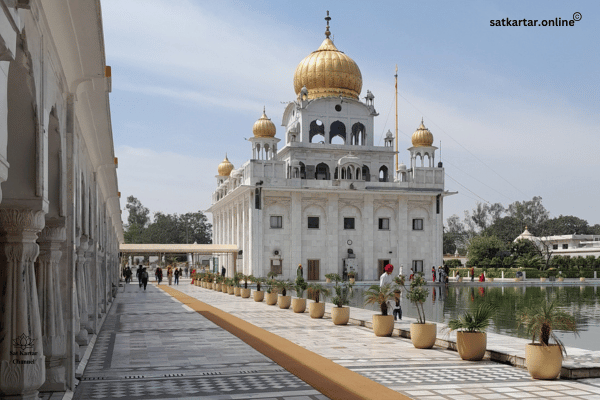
[299,162,306,179]
[309,120,325,143]
[329,121,346,144]
[346,166,352,180]
[351,122,366,145]
[315,163,330,180]
[362,165,370,181]
[379,166,388,182]
[334,167,339,180]
[356,167,361,180]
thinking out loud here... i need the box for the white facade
[516,228,600,258]
[209,21,447,281]
[0,2,123,398]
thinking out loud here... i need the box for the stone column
[35,218,67,391]
[0,208,46,400]
[85,238,97,334]
[74,236,89,346]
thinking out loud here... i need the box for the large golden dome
[217,155,234,176]
[252,108,276,138]
[411,119,434,147]
[293,15,362,100]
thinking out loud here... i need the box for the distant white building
[208,16,449,281]
[515,227,600,258]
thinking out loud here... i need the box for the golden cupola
[252,108,276,138]
[411,119,434,147]
[217,154,234,176]
[293,12,362,100]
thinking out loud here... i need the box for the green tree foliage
[466,235,506,267]
[510,238,539,258]
[505,196,549,235]
[123,196,212,245]
[483,216,524,243]
[539,215,591,235]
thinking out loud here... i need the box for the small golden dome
[252,108,276,138]
[217,154,234,176]
[293,14,362,100]
[411,119,434,147]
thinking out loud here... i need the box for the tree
[505,196,549,235]
[483,216,524,243]
[464,202,505,233]
[540,215,591,235]
[466,235,507,267]
[444,214,468,254]
[124,196,150,244]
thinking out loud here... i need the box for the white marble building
[209,17,446,281]
[516,228,600,258]
[0,1,123,398]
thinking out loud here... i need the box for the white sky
[102,0,600,227]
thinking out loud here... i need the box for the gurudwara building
[209,15,447,281]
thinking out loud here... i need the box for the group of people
[154,265,183,285]
[122,264,187,289]
[432,265,451,285]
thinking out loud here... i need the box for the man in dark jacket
[137,265,143,287]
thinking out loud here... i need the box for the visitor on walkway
[155,266,163,285]
[141,268,149,290]
[221,266,226,277]
[432,266,436,282]
[137,265,143,287]
[124,266,132,284]
[392,289,402,320]
[479,273,485,282]
[471,266,475,282]
[174,267,180,285]
[167,266,173,285]
[297,264,303,278]
[438,266,443,283]
[380,264,394,287]
[184,266,189,278]
[409,267,414,281]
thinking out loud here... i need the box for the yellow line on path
[158,286,408,400]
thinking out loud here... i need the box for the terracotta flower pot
[410,322,437,349]
[488,278,494,282]
[227,286,234,295]
[234,287,241,296]
[241,288,251,298]
[265,292,278,305]
[372,315,394,336]
[526,343,562,379]
[215,283,221,291]
[456,331,487,361]
[292,298,306,313]
[580,277,586,282]
[332,306,350,325]
[540,277,547,282]
[221,284,228,293]
[349,278,355,284]
[326,278,331,284]
[278,295,291,309]
[457,277,463,283]
[557,277,565,282]
[309,302,325,318]
[253,290,264,302]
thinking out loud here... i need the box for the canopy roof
[119,244,238,255]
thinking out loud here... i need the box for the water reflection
[345,284,598,351]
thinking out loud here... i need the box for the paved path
[73,280,600,399]
[72,282,330,400]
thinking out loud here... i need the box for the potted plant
[233,272,243,296]
[274,279,293,309]
[347,270,356,284]
[325,273,336,284]
[457,269,464,283]
[249,275,265,302]
[539,271,547,283]
[363,284,395,336]
[292,275,308,313]
[307,283,330,318]
[241,274,251,298]
[226,278,235,295]
[557,270,564,282]
[221,275,229,293]
[330,273,354,325]
[518,300,578,379]
[265,272,278,305]
[406,273,436,348]
[445,302,496,361]
[215,274,224,291]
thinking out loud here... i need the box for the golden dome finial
[218,154,234,176]
[325,10,331,39]
[412,119,434,147]
[253,108,276,138]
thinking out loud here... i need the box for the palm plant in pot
[215,274,224,291]
[518,299,578,379]
[233,272,243,296]
[307,283,330,318]
[444,302,496,361]
[265,271,278,305]
[325,273,336,284]
[240,274,252,298]
[363,284,395,336]
[330,273,354,325]
[274,279,293,309]
[406,273,436,348]
[292,275,308,313]
[225,277,235,295]
[249,275,265,302]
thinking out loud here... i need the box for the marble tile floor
[171,282,600,400]
[67,283,330,400]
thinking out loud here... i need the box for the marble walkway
[69,279,600,400]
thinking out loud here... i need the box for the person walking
[432,266,436,282]
[297,264,303,278]
[470,266,475,282]
[184,265,189,278]
[137,265,143,287]
[174,267,180,285]
[380,264,394,287]
[125,266,132,284]
[392,289,402,320]
[221,266,226,277]
[155,266,163,285]
[141,268,149,290]
[167,266,173,285]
